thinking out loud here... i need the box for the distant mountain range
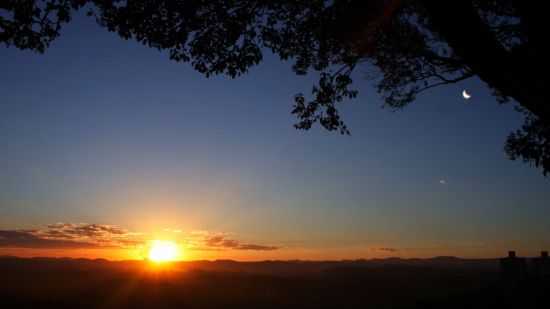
[0,255,500,275]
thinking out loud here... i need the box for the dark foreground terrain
[0,256,548,308]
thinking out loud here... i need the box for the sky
[1,14,549,261]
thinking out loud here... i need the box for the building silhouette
[532,251,550,279]
[499,250,550,282]
[500,251,527,282]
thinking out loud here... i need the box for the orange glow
[148,240,181,262]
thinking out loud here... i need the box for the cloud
[0,223,144,249]
[0,224,278,252]
[0,230,99,249]
[43,223,127,238]
[377,247,398,252]
[236,244,279,251]
[439,179,447,185]
[202,234,279,251]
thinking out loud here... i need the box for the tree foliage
[1,0,548,175]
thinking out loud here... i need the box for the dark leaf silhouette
[1,0,548,174]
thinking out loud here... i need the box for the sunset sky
[1,13,549,261]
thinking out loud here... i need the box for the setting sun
[148,240,180,262]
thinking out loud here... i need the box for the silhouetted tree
[1,1,548,175]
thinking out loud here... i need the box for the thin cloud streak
[204,234,279,251]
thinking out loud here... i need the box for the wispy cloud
[0,223,279,252]
[0,230,102,249]
[203,234,278,251]
[0,223,144,249]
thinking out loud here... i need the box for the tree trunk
[421,0,548,120]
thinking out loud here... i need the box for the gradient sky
[1,14,549,260]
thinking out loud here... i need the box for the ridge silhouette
[1,252,549,308]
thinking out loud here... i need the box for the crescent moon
[462,90,471,100]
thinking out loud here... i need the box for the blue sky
[1,14,549,260]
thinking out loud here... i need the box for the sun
[148,240,180,262]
